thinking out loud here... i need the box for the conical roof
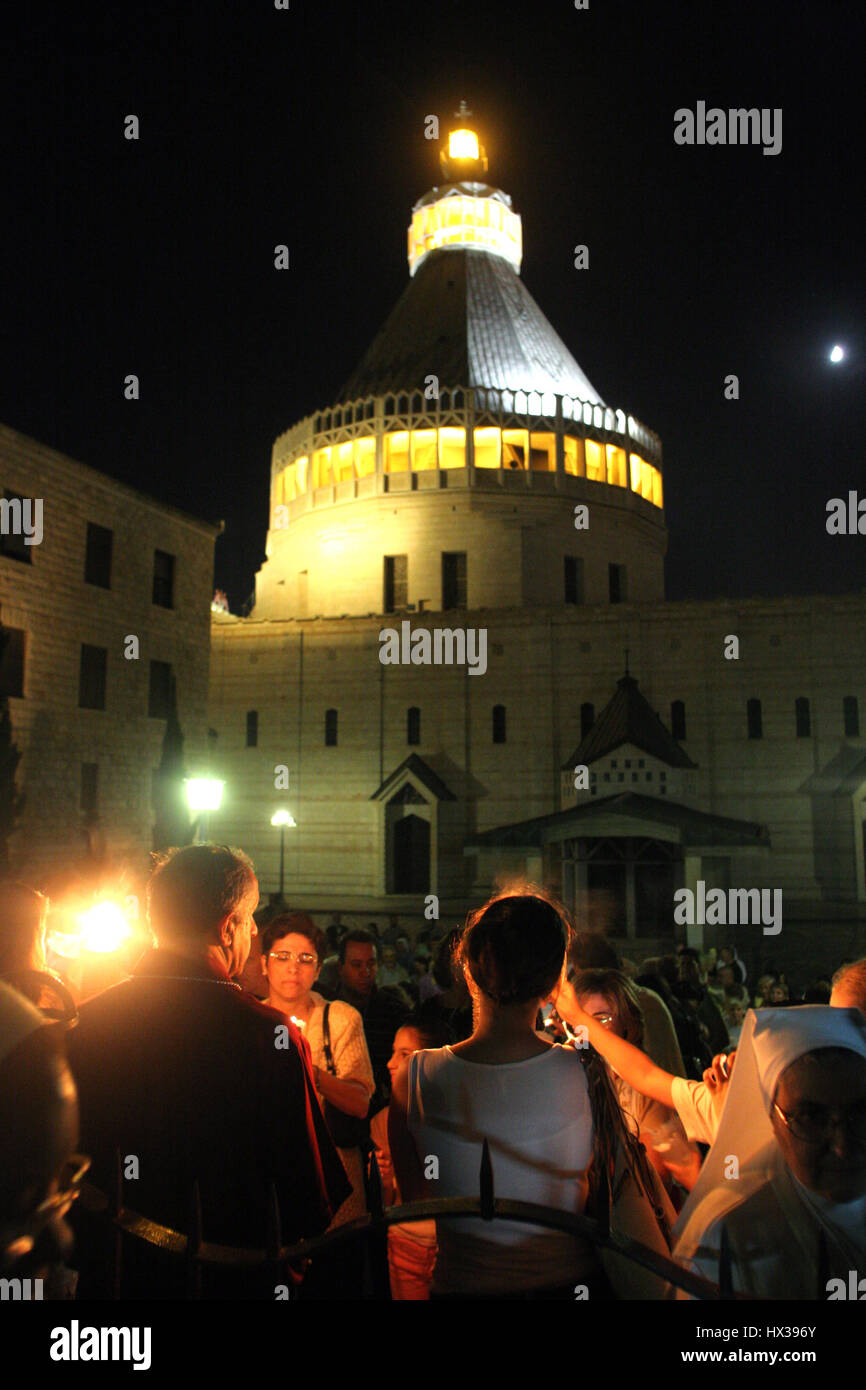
[563,674,697,770]
[336,246,603,406]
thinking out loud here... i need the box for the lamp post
[270,809,295,903]
[185,778,225,843]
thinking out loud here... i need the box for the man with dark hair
[67,844,350,1298]
[318,929,410,1111]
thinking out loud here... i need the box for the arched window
[795,697,811,738]
[407,706,420,746]
[245,710,258,747]
[671,700,686,742]
[580,702,595,738]
[747,698,762,740]
[492,704,506,744]
[325,708,338,746]
[843,695,860,737]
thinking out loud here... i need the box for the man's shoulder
[372,985,412,1017]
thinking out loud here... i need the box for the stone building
[0,422,222,882]
[206,115,866,976]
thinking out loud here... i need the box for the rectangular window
[148,660,172,718]
[325,708,338,746]
[564,556,584,605]
[152,550,175,608]
[246,710,258,747]
[384,555,408,612]
[442,552,467,610]
[81,763,99,819]
[0,490,36,564]
[492,705,506,744]
[84,523,112,588]
[747,698,763,739]
[407,707,421,746]
[79,644,107,710]
[609,563,627,604]
[0,627,26,698]
[795,697,811,738]
[843,696,860,737]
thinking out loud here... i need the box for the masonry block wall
[0,423,221,883]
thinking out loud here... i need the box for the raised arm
[551,977,677,1109]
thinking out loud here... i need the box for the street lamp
[270,809,296,903]
[185,777,225,843]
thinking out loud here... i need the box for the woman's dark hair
[573,968,645,1046]
[399,1012,455,1050]
[260,912,327,963]
[458,891,570,1005]
[431,929,462,990]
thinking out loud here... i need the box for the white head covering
[674,1006,866,1262]
[0,981,45,1064]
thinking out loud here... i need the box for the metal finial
[455,99,472,119]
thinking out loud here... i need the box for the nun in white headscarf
[672,1006,866,1299]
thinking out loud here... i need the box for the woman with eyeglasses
[259,913,374,1296]
[671,1006,866,1298]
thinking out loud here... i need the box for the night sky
[2,1,863,611]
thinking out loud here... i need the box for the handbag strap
[321,1002,337,1075]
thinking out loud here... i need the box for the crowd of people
[0,849,864,1301]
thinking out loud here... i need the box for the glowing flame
[449,128,479,160]
[78,901,133,954]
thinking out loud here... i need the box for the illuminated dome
[255,107,667,622]
[338,113,601,404]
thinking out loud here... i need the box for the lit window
[355,438,375,477]
[473,427,500,469]
[530,433,556,472]
[336,442,354,482]
[651,467,664,508]
[439,427,465,470]
[606,445,627,488]
[411,430,437,471]
[585,440,605,482]
[563,437,584,476]
[385,432,409,473]
[313,447,332,488]
[502,429,528,471]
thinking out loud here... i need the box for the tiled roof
[564,675,697,770]
[464,793,770,850]
[336,247,602,404]
[369,754,457,803]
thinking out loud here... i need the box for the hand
[703,1050,736,1090]
[548,976,591,1031]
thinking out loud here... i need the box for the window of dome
[385,432,409,473]
[530,432,556,471]
[502,429,528,470]
[585,439,605,482]
[411,429,437,471]
[336,442,354,482]
[606,444,627,488]
[439,427,466,469]
[313,447,332,488]
[473,427,500,469]
[563,436,585,476]
[355,437,375,477]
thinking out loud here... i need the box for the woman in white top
[389,891,674,1299]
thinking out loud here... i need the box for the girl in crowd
[389,891,675,1299]
[369,1015,453,1299]
[572,968,697,1199]
[260,912,374,1297]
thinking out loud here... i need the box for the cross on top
[455,100,472,119]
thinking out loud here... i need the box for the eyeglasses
[773,1100,866,1144]
[593,1013,615,1028]
[268,950,316,966]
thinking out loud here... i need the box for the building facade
[0,422,221,883]
[207,119,866,974]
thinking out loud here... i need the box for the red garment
[67,952,351,1262]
